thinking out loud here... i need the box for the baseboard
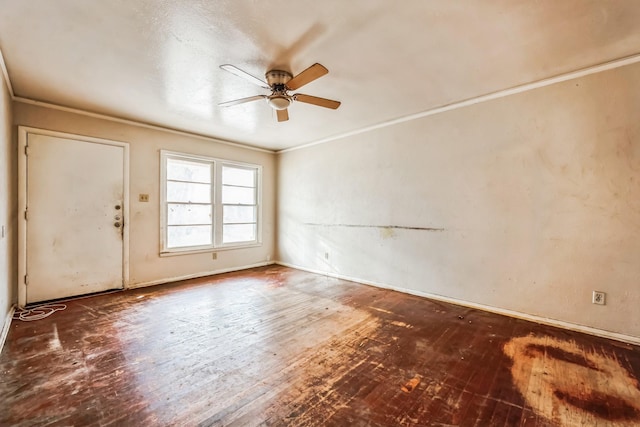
[0,305,15,355]
[127,261,275,290]
[275,261,640,346]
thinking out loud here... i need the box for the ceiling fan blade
[218,95,266,107]
[220,64,270,89]
[277,109,289,122]
[294,93,341,109]
[285,63,328,90]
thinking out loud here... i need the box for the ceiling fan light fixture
[267,95,291,110]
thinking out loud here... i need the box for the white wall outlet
[592,291,606,305]
[212,252,217,260]
[139,194,149,202]
[324,252,329,260]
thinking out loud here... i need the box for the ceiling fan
[218,63,341,122]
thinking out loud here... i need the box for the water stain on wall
[379,226,396,239]
[503,335,640,426]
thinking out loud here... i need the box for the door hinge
[24,145,29,156]
[24,209,29,220]
[24,275,28,286]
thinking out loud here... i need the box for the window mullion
[214,160,222,247]
[211,160,216,247]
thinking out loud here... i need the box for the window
[165,157,213,249]
[161,151,261,253]
[222,165,258,244]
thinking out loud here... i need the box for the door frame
[17,126,130,307]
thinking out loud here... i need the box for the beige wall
[278,62,640,339]
[13,103,276,288]
[1,68,15,321]
[4,56,640,340]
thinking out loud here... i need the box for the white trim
[13,97,274,154]
[0,305,15,354]
[279,52,640,154]
[218,161,261,249]
[0,49,15,98]
[122,142,131,292]
[158,243,263,257]
[276,261,640,346]
[17,126,131,307]
[160,150,263,254]
[127,261,275,289]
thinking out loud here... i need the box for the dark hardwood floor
[1,265,639,426]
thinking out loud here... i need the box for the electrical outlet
[212,252,217,260]
[324,252,329,260]
[139,194,149,202]
[592,291,606,305]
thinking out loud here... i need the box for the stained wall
[278,62,640,339]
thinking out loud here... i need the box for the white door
[25,133,126,303]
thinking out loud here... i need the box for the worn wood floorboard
[1,265,639,426]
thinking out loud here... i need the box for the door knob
[114,222,121,228]
[115,205,121,210]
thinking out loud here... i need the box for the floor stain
[401,375,421,393]
[504,335,640,426]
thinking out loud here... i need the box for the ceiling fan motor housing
[265,70,292,87]
[265,70,293,110]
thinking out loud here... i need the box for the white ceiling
[1,1,639,151]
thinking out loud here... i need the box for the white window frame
[160,150,262,255]
[219,162,260,248]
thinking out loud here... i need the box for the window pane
[222,166,255,187]
[168,204,211,225]
[223,224,256,243]
[167,158,211,183]
[222,185,255,204]
[223,205,256,224]
[167,225,212,248]
[167,181,211,203]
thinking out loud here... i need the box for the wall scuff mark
[303,223,445,232]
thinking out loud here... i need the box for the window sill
[159,242,262,257]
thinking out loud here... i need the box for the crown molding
[0,49,15,99]
[279,52,640,154]
[13,97,274,153]
[4,46,640,155]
